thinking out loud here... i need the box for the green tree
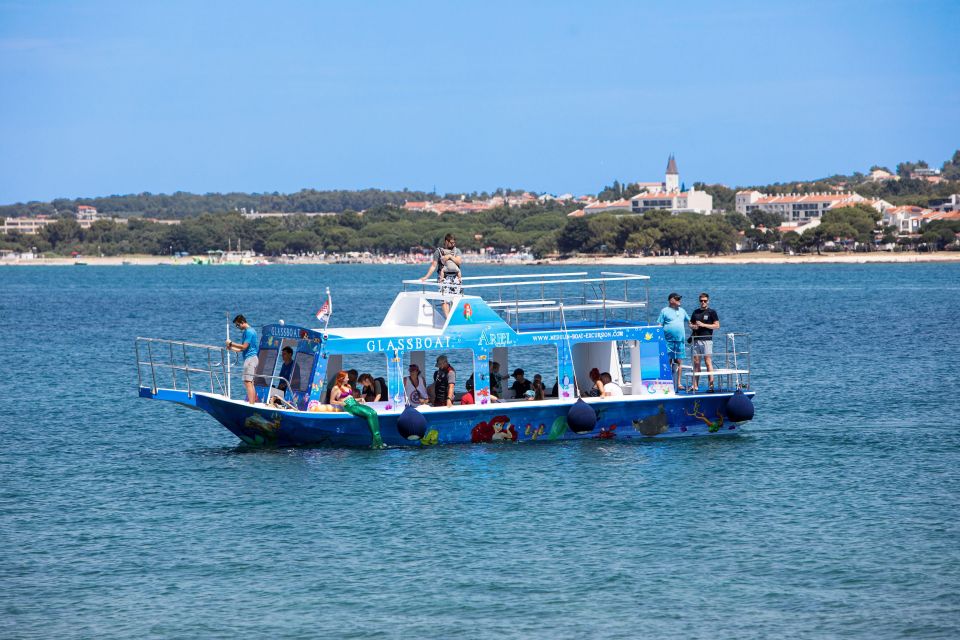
[625,228,662,255]
[41,217,82,251]
[557,218,594,254]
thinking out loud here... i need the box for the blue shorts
[666,338,686,360]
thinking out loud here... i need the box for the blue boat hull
[141,387,754,447]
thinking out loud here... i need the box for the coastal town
[2,154,959,264]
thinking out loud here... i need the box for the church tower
[665,154,680,193]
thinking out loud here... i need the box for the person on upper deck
[657,293,691,392]
[508,368,531,399]
[403,363,429,405]
[226,314,259,404]
[433,355,456,407]
[419,233,463,317]
[690,292,720,393]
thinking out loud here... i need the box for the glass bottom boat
[136,271,755,448]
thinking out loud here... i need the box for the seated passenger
[461,375,475,405]
[550,378,559,398]
[329,371,355,409]
[600,372,623,397]
[508,368,531,399]
[587,367,604,397]
[277,346,300,392]
[347,369,361,398]
[358,373,388,402]
[531,374,546,401]
[489,361,504,398]
[403,364,429,405]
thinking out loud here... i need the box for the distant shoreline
[3,251,959,267]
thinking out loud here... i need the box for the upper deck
[325,271,651,338]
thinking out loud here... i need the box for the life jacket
[374,376,388,400]
[433,366,453,406]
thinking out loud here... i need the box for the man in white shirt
[600,372,623,397]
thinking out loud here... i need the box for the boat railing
[135,337,235,398]
[402,271,651,330]
[677,332,752,391]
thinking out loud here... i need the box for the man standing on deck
[690,292,720,393]
[433,355,456,407]
[226,314,259,404]
[420,233,463,317]
[657,293,690,392]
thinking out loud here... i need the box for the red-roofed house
[883,206,931,235]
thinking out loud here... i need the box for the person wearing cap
[657,293,691,392]
[508,368,532,399]
[432,355,456,407]
[403,363,429,405]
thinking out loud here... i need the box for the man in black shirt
[690,292,720,392]
[508,368,532,399]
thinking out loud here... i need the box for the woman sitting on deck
[587,368,604,397]
[403,364,429,405]
[329,371,354,410]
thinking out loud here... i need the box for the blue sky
[1,0,958,203]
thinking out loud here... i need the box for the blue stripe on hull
[188,393,753,448]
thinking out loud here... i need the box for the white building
[930,194,960,213]
[627,155,713,214]
[631,189,713,214]
[1,216,53,235]
[882,206,929,235]
[736,191,868,222]
[583,199,633,214]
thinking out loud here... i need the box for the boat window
[334,353,391,402]
[406,348,474,405]
[292,352,313,393]
[253,348,278,388]
[494,344,558,401]
[269,338,312,393]
[570,340,624,395]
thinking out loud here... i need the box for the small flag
[316,294,332,323]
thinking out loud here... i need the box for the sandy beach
[4,251,959,267]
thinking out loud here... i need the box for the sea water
[1,263,958,639]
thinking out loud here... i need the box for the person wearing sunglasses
[690,293,720,392]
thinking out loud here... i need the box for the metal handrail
[258,374,292,390]
[403,271,651,331]
[135,337,233,398]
